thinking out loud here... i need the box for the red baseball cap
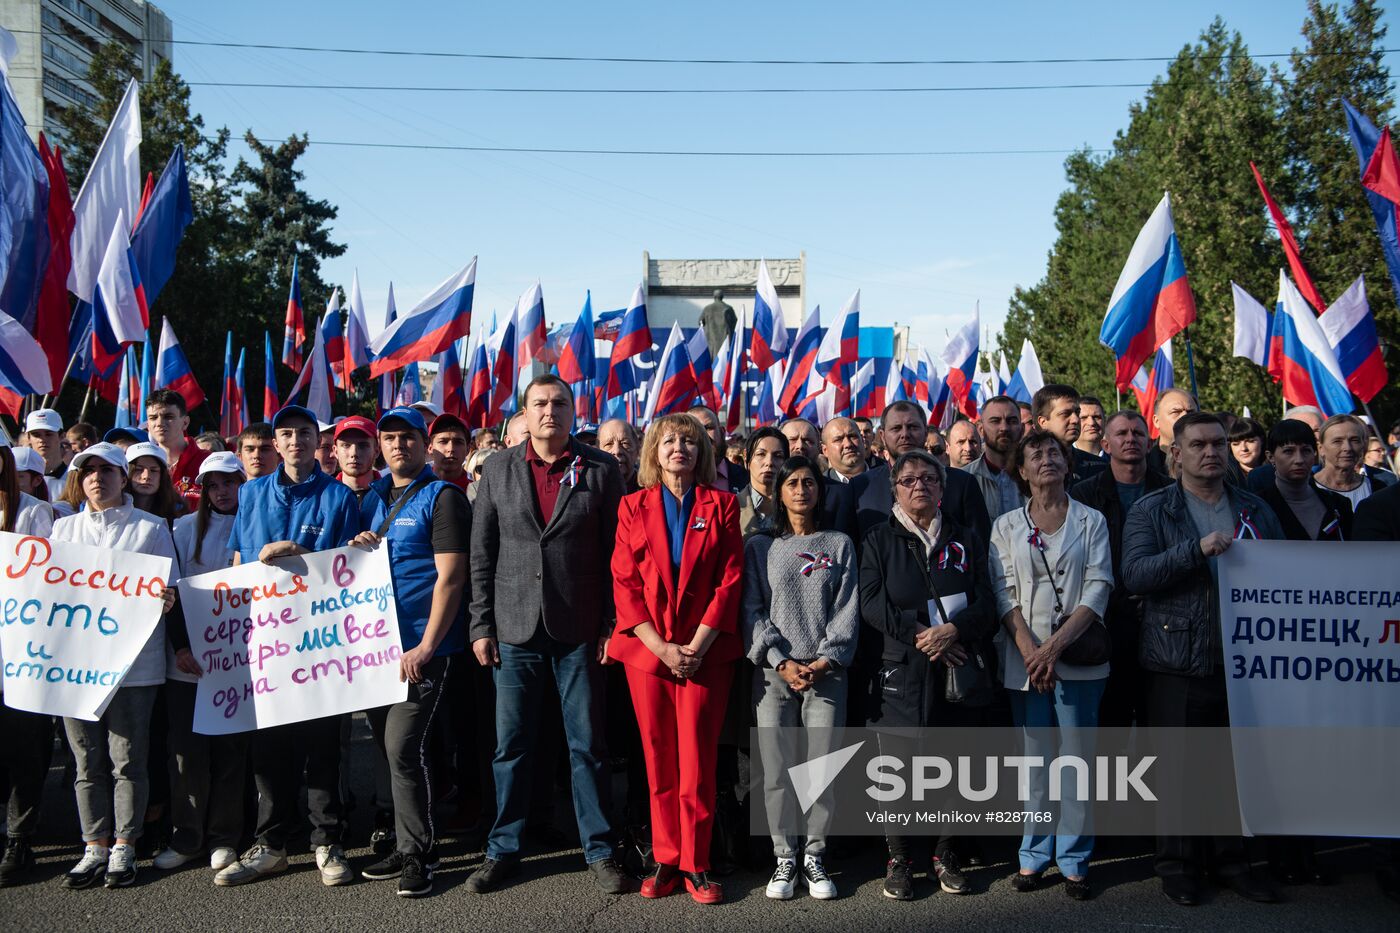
[333,415,377,441]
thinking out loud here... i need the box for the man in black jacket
[1033,384,1106,483]
[1070,410,1169,728]
[1122,412,1284,907]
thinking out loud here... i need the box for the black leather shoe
[1223,870,1279,903]
[465,857,518,894]
[1162,874,1199,906]
[588,857,632,894]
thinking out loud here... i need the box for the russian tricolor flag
[685,327,718,410]
[345,270,372,377]
[754,361,782,428]
[750,259,789,371]
[91,213,149,375]
[1004,338,1045,405]
[321,289,348,388]
[263,331,278,421]
[1100,193,1197,388]
[370,258,477,377]
[429,339,467,420]
[464,325,492,428]
[778,304,821,414]
[282,255,305,370]
[1343,100,1400,300]
[605,283,651,400]
[714,327,746,431]
[115,345,140,429]
[516,282,547,367]
[0,307,54,401]
[220,332,239,437]
[155,317,205,410]
[816,290,860,385]
[488,307,519,421]
[1275,270,1354,417]
[642,322,695,424]
[1130,342,1174,437]
[557,291,596,385]
[852,358,878,417]
[939,309,979,419]
[1318,275,1386,404]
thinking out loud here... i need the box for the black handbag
[1026,506,1112,667]
[913,540,994,707]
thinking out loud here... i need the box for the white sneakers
[210,847,239,871]
[315,844,353,886]
[213,845,288,886]
[768,854,838,900]
[766,858,797,899]
[153,847,198,870]
[802,854,838,900]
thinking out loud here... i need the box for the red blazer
[608,483,744,676]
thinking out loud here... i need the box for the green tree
[1278,0,1397,420]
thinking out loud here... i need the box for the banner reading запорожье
[178,544,406,735]
[1219,540,1400,838]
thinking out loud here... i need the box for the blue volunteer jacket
[227,463,362,564]
[364,466,466,655]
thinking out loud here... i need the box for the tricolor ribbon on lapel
[1027,527,1046,551]
[938,541,968,573]
[1321,511,1341,539]
[796,551,834,577]
[561,455,583,488]
[691,516,707,531]
[1234,508,1260,540]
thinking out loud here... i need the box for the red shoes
[640,865,724,904]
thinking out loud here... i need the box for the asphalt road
[1,716,1394,933]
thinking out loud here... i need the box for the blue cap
[377,406,428,435]
[271,405,319,430]
[103,427,149,444]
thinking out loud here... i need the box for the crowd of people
[2,377,1398,909]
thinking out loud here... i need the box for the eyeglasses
[896,474,941,489]
[928,446,946,457]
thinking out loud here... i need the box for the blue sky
[155,0,1395,355]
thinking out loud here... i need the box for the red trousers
[624,661,732,873]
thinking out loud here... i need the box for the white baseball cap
[197,451,246,482]
[411,401,443,418]
[12,447,45,474]
[69,442,128,474]
[123,441,169,468]
[24,408,62,433]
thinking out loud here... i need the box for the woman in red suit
[609,412,743,905]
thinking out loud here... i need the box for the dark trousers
[166,681,248,854]
[251,715,344,850]
[487,634,613,863]
[366,656,452,855]
[0,705,53,839]
[1148,670,1247,879]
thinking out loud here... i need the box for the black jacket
[852,462,992,544]
[1071,466,1172,644]
[859,513,995,727]
[1254,480,1353,542]
[1122,482,1284,678]
[1353,479,1400,541]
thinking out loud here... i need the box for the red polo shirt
[527,446,572,524]
[170,438,210,514]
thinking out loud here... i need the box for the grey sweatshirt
[742,529,860,669]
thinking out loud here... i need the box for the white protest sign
[1219,540,1400,837]
[178,545,407,735]
[0,530,170,720]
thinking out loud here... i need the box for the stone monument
[699,289,738,358]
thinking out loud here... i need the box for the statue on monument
[699,289,737,359]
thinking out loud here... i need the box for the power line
[236,136,1112,157]
[7,28,1396,66]
[189,80,1159,94]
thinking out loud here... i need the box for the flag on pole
[685,327,718,410]
[129,143,192,308]
[428,340,467,420]
[282,255,305,370]
[1275,270,1353,417]
[754,361,782,427]
[0,76,50,342]
[816,290,860,385]
[1005,338,1045,405]
[154,318,205,410]
[717,327,747,432]
[940,309,980,418]
[605,283,651,399]
[464,323,492,428]
[378,283,398,416]
[321,289,348,389]
[68,78,141,303]
[1231,282,1272,370]
[779,305,822,415]
[641,323,696,424]
[1318,275,1386,404]
[345,270,372,375]
[138,333,153,421]
[90,213,149,375]
[219,332,238,437]
[370,258,477,377]
[488,307,519,422]
[114,345,139,428]
[516,281,547,367]
[852,359,878,417]
[750,259,789,370]
[1342,100,1400,301]
[1131,342,1174,437]
[1099,193,1197,388]
[234,347,248,434]
[262,331,277,422]
[0,308,54,404]
[35,135,74,391]
[557,291,596,384]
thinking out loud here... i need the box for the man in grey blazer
[466,375,629,895]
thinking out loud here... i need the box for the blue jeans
[1007,678,1106,879]
[487,636,613,863]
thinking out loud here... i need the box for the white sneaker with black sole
[766,857,797,899]
[802,853,837,900]
[316,844,353,886]
[104,843,138,888]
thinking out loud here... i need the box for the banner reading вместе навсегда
[0,530,171,720]
[1219,540,1400,838]
[178,544,407,736]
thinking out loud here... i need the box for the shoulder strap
[375,475,436,538]
[904,538,952,625]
